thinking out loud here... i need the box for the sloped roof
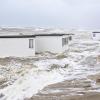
[0,33,74,38]
[35,33,74,36]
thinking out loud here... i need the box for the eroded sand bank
[30,73,100,100]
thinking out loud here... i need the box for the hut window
[62,38,68,47]
[93,34,96,37]
[69,36,72,41]
[29,39,34,48]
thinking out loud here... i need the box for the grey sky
[0,0,100,29]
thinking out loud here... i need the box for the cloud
[0,0,100,29]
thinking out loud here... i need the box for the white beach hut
[92,32,100,41]
[0,34,35,57]
[35,33,73,53]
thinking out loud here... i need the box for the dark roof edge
[0,35,36,38]
[35,33,74,36]
[93,32,100,33]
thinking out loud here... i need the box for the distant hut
[92,32,100,41]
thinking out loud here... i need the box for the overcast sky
[0,0,100,29]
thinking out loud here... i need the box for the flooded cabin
[92,32,100,41]
[35,33,73,53]
[0,35,35,57]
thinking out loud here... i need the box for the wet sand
[30,73,100,100]
[30,93,100,100]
